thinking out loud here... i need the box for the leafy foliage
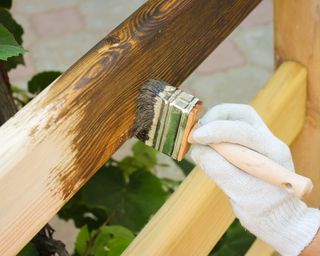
[58,141,172,254]
[0,0,12,9]
[0,8,23,44]
[0,24,25,61]
[28,71,62,94]
[75,225,90,255]
[17,243,39,256]
[59,143,168,233]
[82,168,167,232]
[0,7,25,69]
[75,225,134,256]
[117,141,158,175]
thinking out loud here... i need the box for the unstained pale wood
[123,61,307,255]
[275,0,320,207]
[0,0,262,254]
[245,239,275,256]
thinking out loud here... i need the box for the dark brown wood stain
[43,0,262,200]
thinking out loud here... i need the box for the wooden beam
[274,0,320,207]
[245,239,275,256]
[0,0,262,254]
[123,61,307,255]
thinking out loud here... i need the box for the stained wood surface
[275,0,320,207]
[123,61,307,255]
[0,0,262,254]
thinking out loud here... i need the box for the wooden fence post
[274,0,320,207]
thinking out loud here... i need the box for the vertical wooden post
[275,0,320,207]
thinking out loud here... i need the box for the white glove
[190,103,320,256]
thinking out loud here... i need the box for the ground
[9,0,274,252]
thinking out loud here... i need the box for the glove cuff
[236,199,320,256]
[272,204,320,256]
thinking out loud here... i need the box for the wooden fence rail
[0,0,262,254]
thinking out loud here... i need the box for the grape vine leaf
[132,141,157,169]
[76,225,134,256]
[0,8,25,69]
[59,199,108,230]
[81,166,167,232]
[93,226,134,256]
[118,141,158,175]
[28,71,62,94]
[0,24,25,61]
[75,225,91,255]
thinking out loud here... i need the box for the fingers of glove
[190,144,247,193]
[200,104,268,130]
[192,120,294,169]
[190,145,290,207]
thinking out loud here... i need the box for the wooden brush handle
[208,142,313,198]
[187,124,312,198]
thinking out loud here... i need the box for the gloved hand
[190,103,320,256]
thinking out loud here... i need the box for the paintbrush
[134,79,313,199]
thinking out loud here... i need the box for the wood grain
[245,239,275,256]
[123,61,307,255]
[275,0,320,207]
[0,0,262,254]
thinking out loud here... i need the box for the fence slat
[245,239,275,256]
[123,61,307,255]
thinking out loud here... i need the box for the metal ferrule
[152,86,199,160]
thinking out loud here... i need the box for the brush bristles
[134,79,169,142]
[134,79,202,160]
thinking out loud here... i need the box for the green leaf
[173,158,195,175]
[17,242,39,256]
[0,0,12,9]
[28,71,62,94]
[0,8,25,69]
[76,225,134,256]
[90,227,111,256]
[132,141,157,169]
[58,192,108,229]
[75,225,91,256]
[104,226,134,256]
[117,156,139,175]
[81,166,167,232]
[0,8,23,44]
[0,24,25,61]
[84,225,134,256]
[118,141,158,175]
[210,220,255,256]
[6,54,24,70]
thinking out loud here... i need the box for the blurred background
[8,0,274,252]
